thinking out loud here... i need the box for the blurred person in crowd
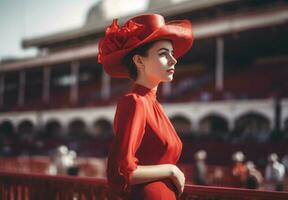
[48,145,68,175]
[212,167,224,186]
[281,153,288,176]
[232,151,247,187]
[48,145,79,175]
[265,153,285,191]
[245,161,263,189]
[98,13,194,200]
[193,150,208,185]
[66,150,79,176]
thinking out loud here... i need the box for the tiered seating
[169,60,288,102]
[180,140,288,167]
[2,59,287,112]
[2,136,288,169]
[223,63,288,99]
[164,66,209,102]
[109,78,131,102]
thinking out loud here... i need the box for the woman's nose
[168,54,177,66]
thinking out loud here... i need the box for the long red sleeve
[107,94,146,197]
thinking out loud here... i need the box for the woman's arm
[131,164,174,184]
[131,164,185,196]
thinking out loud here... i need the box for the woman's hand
[169,165,185,197]
[130,164,185,196]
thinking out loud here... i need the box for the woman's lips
[166,68,175,74]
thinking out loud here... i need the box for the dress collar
[131,83,157,99]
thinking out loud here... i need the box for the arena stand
[1,0,288,198]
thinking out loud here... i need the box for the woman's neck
[135,78,159,91]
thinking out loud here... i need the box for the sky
[0,0,148,61]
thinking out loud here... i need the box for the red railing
[183,184,288,200]
[1,171,288,200]
[0,172,107,200]
[0,156,236,186]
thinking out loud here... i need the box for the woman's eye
[160,52,172,57]
[159,51,174,57]
[159,52,167,56]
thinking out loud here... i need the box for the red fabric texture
[107,84,183,200]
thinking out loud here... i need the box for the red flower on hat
[98,19,144,63]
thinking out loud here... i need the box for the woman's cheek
[159,57,168,66]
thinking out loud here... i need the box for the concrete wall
[0,98,282,135]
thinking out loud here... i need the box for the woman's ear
[132,55,145,70]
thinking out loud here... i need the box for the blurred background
[0,0,288,191]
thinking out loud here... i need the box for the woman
[98,13,194,200]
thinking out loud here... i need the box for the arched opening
[0,120,15,151]
[68,118,89,140]
[199,114,229,138]
[93,118,113,139]
[0,120,14,137]
[17,120,34,135]
[234,112,271,141]
[44,120,62,139]
[17,120,35,142]
[170,115,192,135]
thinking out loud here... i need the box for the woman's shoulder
[117,92,145,107]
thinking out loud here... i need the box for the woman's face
[140,40,177,84]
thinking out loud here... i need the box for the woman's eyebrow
[158,48,173,52]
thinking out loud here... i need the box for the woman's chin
[160,75,173,83]
[165,75,174,82]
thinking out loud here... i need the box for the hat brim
[101,20,194,78]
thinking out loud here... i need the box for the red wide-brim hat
[98,13,194,78]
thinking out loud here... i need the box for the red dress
[107,83,183,200]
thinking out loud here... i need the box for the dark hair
[123,41,157,80]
